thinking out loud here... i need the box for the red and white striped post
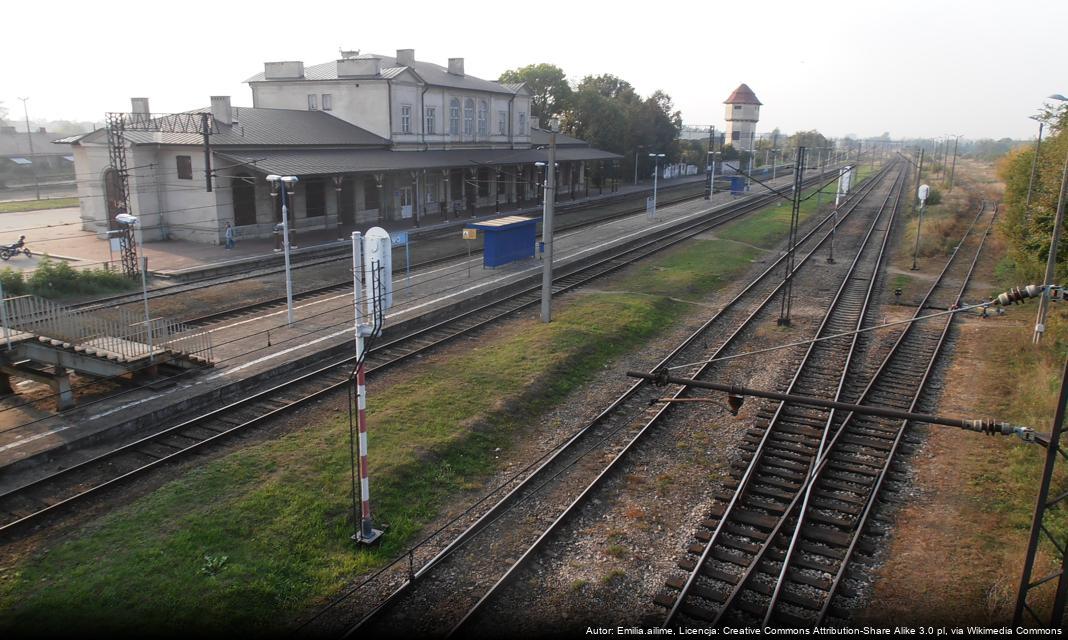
[351,230,383,545]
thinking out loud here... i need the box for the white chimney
[263,61,305,80]
[131,97,150,114]
[396,49,415,66]
[337,57,381,77]
[448,57,464,76]
[211,96,232,126]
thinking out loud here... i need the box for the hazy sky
[2,0,1064,140]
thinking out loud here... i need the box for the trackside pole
[351,231,383,545]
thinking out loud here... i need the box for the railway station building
[62,50,620,244]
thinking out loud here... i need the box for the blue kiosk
[466,216,539,268]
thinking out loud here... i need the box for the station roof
[724,83,762,106]
[216,146,622,177]
[246,54,528,96]
[58,107,392,148]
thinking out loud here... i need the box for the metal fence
[0,294,213,363]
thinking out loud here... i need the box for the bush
[924,187,942,206]
[0,267,27,296]
[9,257,137,298]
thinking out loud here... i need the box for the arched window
[463,98,475,136]
[449,98,461,135]
[477,100,488,136]
[232,173,257,226]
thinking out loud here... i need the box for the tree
[0,101,7,127]
[498,63,572,124]
[997,105,1068,283]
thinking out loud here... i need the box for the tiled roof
[67,107,391,148]
[723,83,762,105]
[217,146,622,177]
[246,54,519,95]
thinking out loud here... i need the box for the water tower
[724,83,762,152]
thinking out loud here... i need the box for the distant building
[60,49,619,244]
[0,126,74,188]
[723,83,761,153]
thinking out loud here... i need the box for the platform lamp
[115,213,153,364]
[648,153,666,217]
[266,174,298,325]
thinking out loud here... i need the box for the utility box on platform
[466,216,538,268]
[730,176,746,195]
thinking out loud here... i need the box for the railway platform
[0,170,801,491]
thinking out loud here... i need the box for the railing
[0,295,212,363]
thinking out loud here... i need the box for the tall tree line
[499,64,682,181]
[998,104,1068,282]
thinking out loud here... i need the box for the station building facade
[63,49,620,244]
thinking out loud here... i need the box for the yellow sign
[462,228,477,240]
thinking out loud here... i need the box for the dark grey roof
[529,128,590,148]
[217,146,622,177]
[68,107,391,148]
[246,54,525,96]
[0,130,78,156]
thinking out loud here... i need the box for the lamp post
[267,174,299,325]
[648,153,666,217]
[540,118,559,323]
[1030,94,1068,345]
[115,213,152,363]
[17,97,40,201]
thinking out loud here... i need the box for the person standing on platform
[224,222,235,250]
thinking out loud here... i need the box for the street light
[17,98,39,201]
[266,174,299,325]
[540,117,560,323]
[648,153,666,218]
[1033,93,1068,345]
[115,213,153,364]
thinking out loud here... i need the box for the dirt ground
[858,159,1057,625]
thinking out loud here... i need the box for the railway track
[660,200,996,627]
[320,162,905,637]
[0,166,856,538]
[69,180,711,319]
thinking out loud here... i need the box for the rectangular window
[176,155,192,180]
[322,94,333,111]
[518,112,527,134]
[308,94,318,110]
[498,111,507,135]
[425,107,436,134]
[734,104,742,110]
[731,130,740,140]
[450,103,460,135]
[401,104,412,134]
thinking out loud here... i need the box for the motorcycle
[0,237,31,261]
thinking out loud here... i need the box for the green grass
[613,238,758,300]
[0,184,828,633]
[0,197,78,214]
[719,163,878,250]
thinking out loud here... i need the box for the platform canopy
[217,146,622,177]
